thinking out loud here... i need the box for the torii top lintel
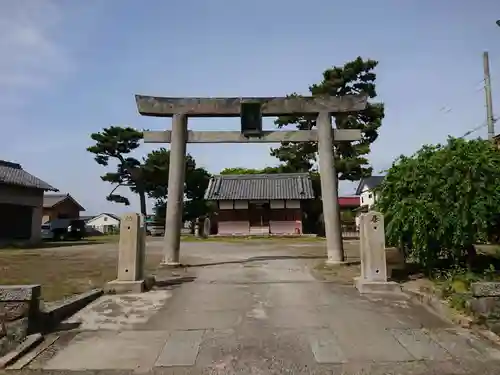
[134,94,368,118]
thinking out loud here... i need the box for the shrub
[376,137,500,271]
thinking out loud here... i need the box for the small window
[361,197,364,204]
[368,193,373,199]
[103,217,108,222]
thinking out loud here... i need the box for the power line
[438,78,488,116]
[459,122,487,139]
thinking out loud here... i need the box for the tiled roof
[355,176,385,195]
[43,193,86,211]
[0,160,57,191]
[205,173,315,200]
[43,194,69,208]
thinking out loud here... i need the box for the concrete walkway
[23,242,500,374]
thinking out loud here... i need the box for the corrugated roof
[338,196,360,207]
[355,176,385,195]
[43,193,86,211]
[205,173,315,200]
[0,160,57,191]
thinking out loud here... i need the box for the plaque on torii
[135,94,368,266]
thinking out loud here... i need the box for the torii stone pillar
[317,112,344,264]
[162,114,187,266]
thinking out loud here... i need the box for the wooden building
[0,160,58,244]
[42,193,85,224]
[205,173,315,235]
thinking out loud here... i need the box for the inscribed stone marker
[355,211,401,293]
[117,213,144,281]
[360,211,387,281]
[106,213,146,293]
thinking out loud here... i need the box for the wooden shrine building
[205,173,315,235]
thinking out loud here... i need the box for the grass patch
[0,235,120,251]
[0,247,162,302]
[400,246,500,316]
[86,234,120,242]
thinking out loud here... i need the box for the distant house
[80,215,96,223]
[85,213,120,234]
[43,194,85,224]
[355,176,385,209]
[494,134,500,149]
[205,173,315,235]
[0,160,58,243]
[354,176,385,229]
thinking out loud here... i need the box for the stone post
[317,111,344,264]
[106,213,146,293]
[194,219,200,237]
[30,206,43,245]
[163,114,188,266]
[354,211,401,294]
[202,217,211,239]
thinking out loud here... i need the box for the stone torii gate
[136,94,367,266]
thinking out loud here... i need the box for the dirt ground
[0,238,408,302]
[0,240,162,301]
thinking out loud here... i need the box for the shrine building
[204,173,315,235]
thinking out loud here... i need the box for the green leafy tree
[270,57,384,182]
[145,148,212,225]
[89,128,211,221]
[219,166,291,175]
[88,126,148,215]
[376,138,500,271]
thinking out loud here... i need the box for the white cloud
[0,0,73,109]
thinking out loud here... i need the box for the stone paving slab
[154,310,243,331]
[390,328,452,360]
[160,283,254,312]
[43,331,169,371]
[309,329,347,363]
[18,242,500,373]
[155,330,204,367]
[39,328,499,371]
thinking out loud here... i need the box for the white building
[354,176,385,228]
[85,213,120,234]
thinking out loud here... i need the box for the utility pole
[483,51,495,140]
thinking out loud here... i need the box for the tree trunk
[138,189,147,217]
[465,244,477,270]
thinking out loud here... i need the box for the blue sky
[2,0,500,215]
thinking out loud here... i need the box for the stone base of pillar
[354,277,402,294]
[325,259,349,266]
[105,280,145,294]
